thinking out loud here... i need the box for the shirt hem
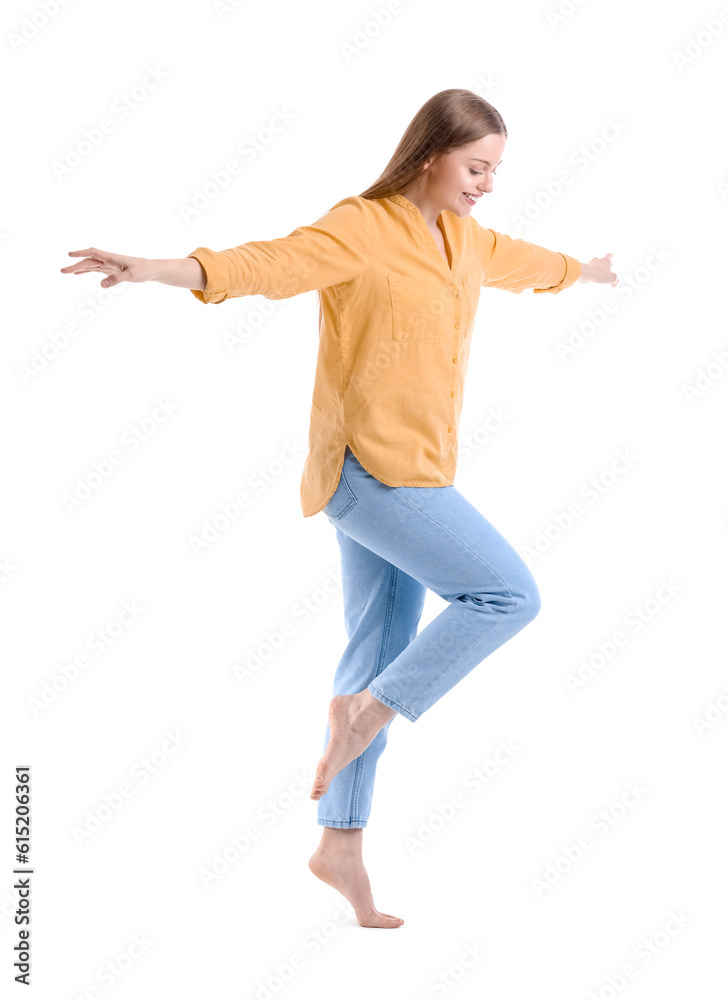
[302,442,454,517]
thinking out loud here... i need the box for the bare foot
[310,690,397,801]
[308,829,403,928]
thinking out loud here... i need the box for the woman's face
[421,133,507,217]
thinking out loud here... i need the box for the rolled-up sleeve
[474,223,581,295]
[186,196,371,304]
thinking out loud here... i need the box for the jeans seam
[336,460,358,518]
[326,461,357,520]
[349,563,398,817]
[377,565,398,676]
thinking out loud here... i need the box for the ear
[423,150,444,170]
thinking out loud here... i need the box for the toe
[310,768,328,799]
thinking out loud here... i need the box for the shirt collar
[387,193,420,213]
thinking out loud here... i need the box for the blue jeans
[316,445,541,829]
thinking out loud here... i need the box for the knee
[511,571,541,624]
[463,569,540,622]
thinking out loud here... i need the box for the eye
[469,169,482,176]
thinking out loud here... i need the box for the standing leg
[317,525,426,829]
[309,521,424,928]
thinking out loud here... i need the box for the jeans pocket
[324,460,358,520]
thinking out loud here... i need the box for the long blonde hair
[358,89,507,202]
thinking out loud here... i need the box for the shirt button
[447,426,452,433]
[452,356,457,363]
[454,322,459,330]
[451,288,458,296]
[450,390,455,397]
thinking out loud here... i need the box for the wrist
[578,262,592,283]
[147,257,206,290]
[147,258,171,284]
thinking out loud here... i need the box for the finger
[68,248,103,257]
[60,259,98,272]
[60,259,103,274]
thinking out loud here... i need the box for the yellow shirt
[186,193,581,517]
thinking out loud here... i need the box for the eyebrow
[470,158,503,166]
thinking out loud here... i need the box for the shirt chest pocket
[386,274,447,343]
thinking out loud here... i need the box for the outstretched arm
[472,221,618,294]
[60,196,372,299]
[60,250,207,290]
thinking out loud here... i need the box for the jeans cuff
[317,818,368,828]
[368,684,418,722]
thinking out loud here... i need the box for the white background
[2,0,727,997]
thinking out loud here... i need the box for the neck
[399,188,442,228]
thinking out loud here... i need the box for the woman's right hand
[577,252,619,287]
[60,248,156,288]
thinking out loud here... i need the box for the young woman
[61,89,617,930]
